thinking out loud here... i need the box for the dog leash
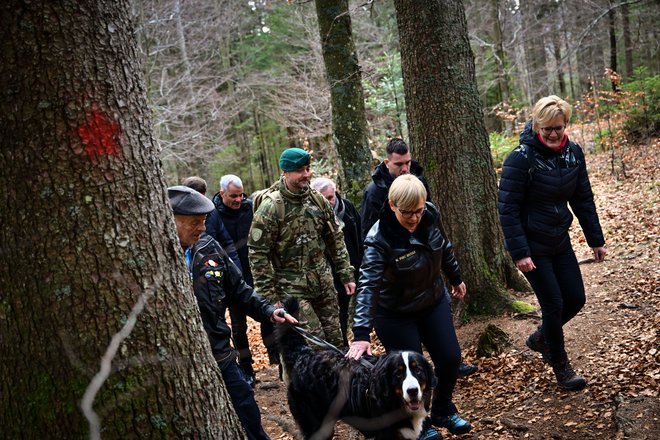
[289,325,374,368]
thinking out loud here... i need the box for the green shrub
[621,71,660,141]
[489,131,518,169]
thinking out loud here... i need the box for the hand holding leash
[271,308,298,324]
[346,340,371,361]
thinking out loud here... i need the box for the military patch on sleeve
[204,270,223,281]
[251,228,263,242]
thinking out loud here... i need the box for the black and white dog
[276,298,435,440]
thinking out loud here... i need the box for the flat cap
[279,148,311,171]
[167,185,215,215]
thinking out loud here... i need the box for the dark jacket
[189,234,275,368]
[330,195,363,290]
[352,202,462,341]
[360,160,431,239]
[336,195,363,271]
[211,193,254,286]
[498,121,605,261]
[205,207,242,272]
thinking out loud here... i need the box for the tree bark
[608,6,620,91]
[521,0,549,104]
[392,0,528,315]
[621,3,634,79]
[491,0,510,106]
[314,0,371,201]
[0,1,244,438]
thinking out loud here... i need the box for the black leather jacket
[352,202,462,341]
[498,122,605,260]
[190,234,275,368]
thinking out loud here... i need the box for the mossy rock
[476,324,512,357]
[511,300,536,313]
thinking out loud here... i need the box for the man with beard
[249,148,355,349]
[310,177,363,347]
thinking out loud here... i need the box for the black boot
[552,357,586,391]
[526,328,552,364]
[458,362,477,378]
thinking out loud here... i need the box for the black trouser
[374,295,461,417]
[228,305,255,376]
[523,248,586,362]
[220,362,270,440]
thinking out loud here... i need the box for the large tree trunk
[0,1,244,438]
[392,0,528,315]
[314,0,371,201]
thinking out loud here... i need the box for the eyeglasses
[539,125,565,135]
[395,206,426,219]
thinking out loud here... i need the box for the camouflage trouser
[292,271,344,349]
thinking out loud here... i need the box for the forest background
[1,0,658,438]
[139,0,659,191]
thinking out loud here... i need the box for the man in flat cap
[248,148,355,354]
[168,185,296,440]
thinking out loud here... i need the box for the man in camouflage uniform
[249,148,355,349]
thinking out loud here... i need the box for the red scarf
[537,133,568,151]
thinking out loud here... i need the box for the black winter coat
[498,122,605,261]
[352,202,462,342]
[204,204,242,272]
[190,234,275,368]
[360,160,432,239]
[330,195,363,292]
[210,194,254,286]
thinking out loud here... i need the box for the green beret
[279,148,310,171]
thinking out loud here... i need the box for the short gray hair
[310,177,336,194]
[220,174,243,192]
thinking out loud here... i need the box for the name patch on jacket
[395,250,417,262]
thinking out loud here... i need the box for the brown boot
[526,329,552,364]
[552,357,586,391]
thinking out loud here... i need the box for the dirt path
[248,139,659,439]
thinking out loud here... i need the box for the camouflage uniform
[249,176,354,348]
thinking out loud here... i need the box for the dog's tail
[274,296,312,382]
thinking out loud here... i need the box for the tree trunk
[491,0,510,106]
[621,3,634,79]
[521,0,549,103]
[553,33,567,95]
[608,7,620,91]
[392,0,528,315]
[0,1,244,438]
[314,0,371,201]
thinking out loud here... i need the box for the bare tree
[0,1,244,437]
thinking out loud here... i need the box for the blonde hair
[531,95,572,132]
[389,174,427,210]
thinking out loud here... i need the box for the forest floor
[244,133,659,439]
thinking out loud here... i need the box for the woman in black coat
[498,95,607,391]
[346,174,471,439]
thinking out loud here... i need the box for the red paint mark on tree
[77,109,121,159]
